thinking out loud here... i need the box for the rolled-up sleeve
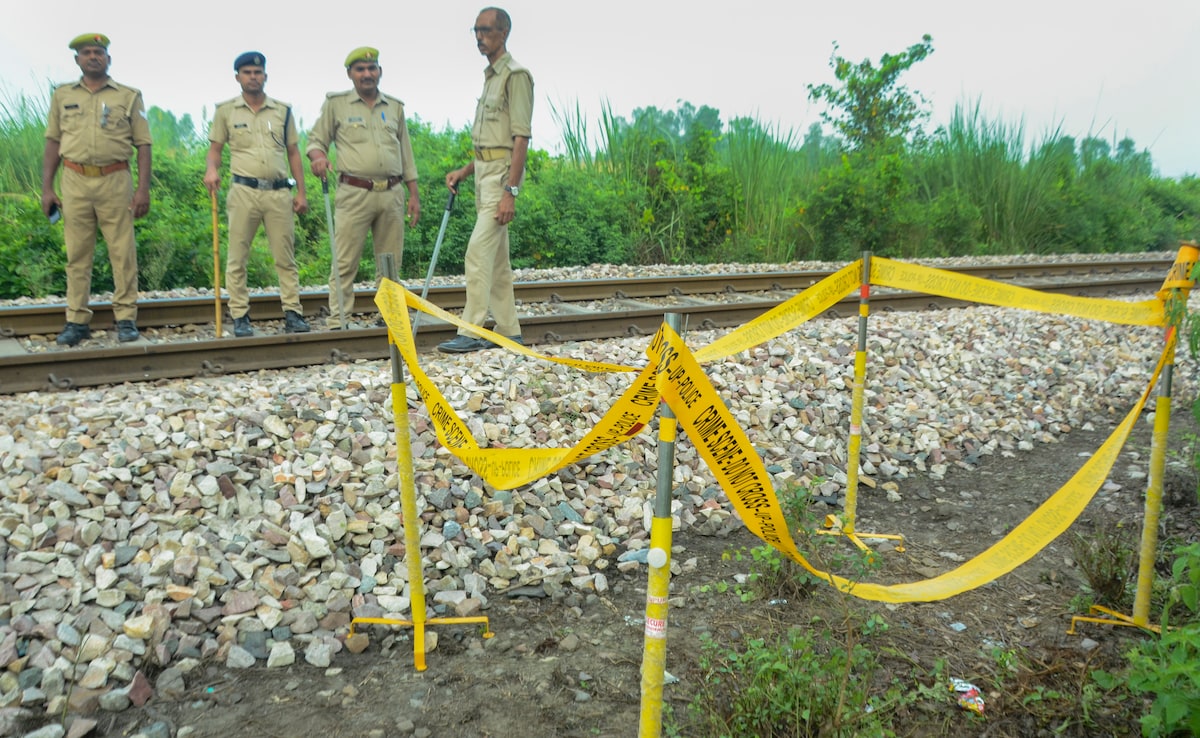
[507,71,533,139]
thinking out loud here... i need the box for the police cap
[234,51,266,71]
[69,33,110,51]
[344,47,379,67]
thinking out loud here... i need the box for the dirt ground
[31,398,1200,738]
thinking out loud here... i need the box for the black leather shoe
[437,335,490,353]
[284,310,310,333]
[56,322,91,347]
[116,320,140,342]
[233,315,253,337]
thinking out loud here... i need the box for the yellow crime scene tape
[376,248,1182,602]
[653,323,1171,603]
[374,263,869,489]
[871,258,1165,326]
[692,261,862,363]
[377,281,660,490]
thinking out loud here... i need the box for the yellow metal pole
[1070,243,1196,635]
[1134,243,1197,624]
[394,379,428,670]
[349,265,493,664]
[843,252,871,534]
[1134,368,1173,626]
[639,313,681,738]
[384,253,428,670]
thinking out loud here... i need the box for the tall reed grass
[0,85,50,195]
[918,100,1067,253]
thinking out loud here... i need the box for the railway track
[0,257,1173,394]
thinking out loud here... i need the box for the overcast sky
[2,0,1197,178]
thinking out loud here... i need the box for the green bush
[0,194,66,298]
[3,58,1200,301]
[1095,542,1200,737]
[681,626,899,737]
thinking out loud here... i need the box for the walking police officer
[204,51,310,336]
[42,33,152,346]
[438,8,532,353]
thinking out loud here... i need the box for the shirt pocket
[343,121,370,144]
[230,124,255,151]
[481,90,508,122]
[104,103,131,132]
[60,105,85,134]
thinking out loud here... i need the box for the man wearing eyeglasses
[307,47,421,329]
[438,7,533,353]
[204,52,310,337]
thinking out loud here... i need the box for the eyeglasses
[471,25,497,35]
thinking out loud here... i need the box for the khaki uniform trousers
[225,184,302,319]
[328,182,405,326]
[61,167,138,323]
[459,157,520,338]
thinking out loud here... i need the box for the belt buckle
[83,164,102,176]
[256,179,272,191]
[371,179,389,192]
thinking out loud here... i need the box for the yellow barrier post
[817,252,904,552]
[1069,243,1198,635]
[348,254,492,669]
[638,313,682,738]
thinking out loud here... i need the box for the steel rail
[0,266,1167,395]
[0,258,1171,337]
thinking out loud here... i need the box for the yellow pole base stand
[1066,605,1159,636]
[815,515,906,553]
[347,615,494,672]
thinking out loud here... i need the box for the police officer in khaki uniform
[204,51,310,337]
[438,7,532,353]
[41,33,152,346]
[307,47,420,328]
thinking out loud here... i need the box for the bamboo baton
[322,177,345,329]
[211,189,222,337]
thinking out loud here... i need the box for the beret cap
[69,33,110,51]
[234,51,266,70]
[344,46,379,67]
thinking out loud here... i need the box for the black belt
[232,175,294,190]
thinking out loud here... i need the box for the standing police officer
[307,47,420,328]
[42,33,152,346]
[438,7,532,353]
[204,51,310,337]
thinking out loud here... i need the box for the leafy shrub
[681,626,899,738]
[1095,542,1200,737]
[0,194,65,298]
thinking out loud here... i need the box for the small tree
[799,35,935,258]
[807,34,934,153]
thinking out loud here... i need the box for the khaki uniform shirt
[209,95,297,180]
[471,52,533,148]
[46,77,152,165]
[306,90,418,180]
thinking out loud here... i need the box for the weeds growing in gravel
[1071,521,1137,609]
